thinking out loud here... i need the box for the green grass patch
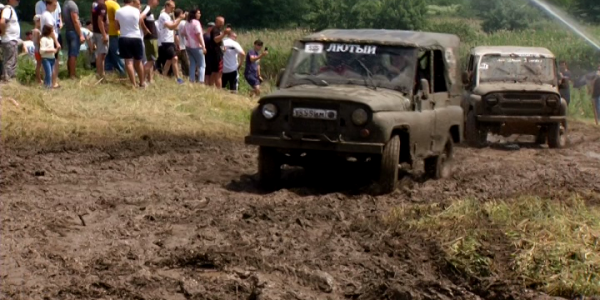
[386,195,600,297]
[2,72,255,149]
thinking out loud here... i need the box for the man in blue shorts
[62,0,85,79]
[244,39,268,97]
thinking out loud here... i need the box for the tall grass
[15,17,600,116]
[1,75,254,149]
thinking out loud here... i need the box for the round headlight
[546,95,559,107]
[261,103,277,120]
[486,96,498,105]
[351,108,368,126]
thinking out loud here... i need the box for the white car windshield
[478,54,556,85]
[288,42,418,93]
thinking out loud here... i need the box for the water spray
[529,0,600,51]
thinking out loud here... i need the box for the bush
[307,0,428,31]
[425,20,480,43]
[574,0,600,24]
[16,57,37,85]
[470,0,543,33]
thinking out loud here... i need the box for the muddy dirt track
[2,121,600,300]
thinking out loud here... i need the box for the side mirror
[461,71,470,85]
[275,68,285,88]
[420,78,430,100]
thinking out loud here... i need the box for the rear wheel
[466,109,487,147]
[258,147,282,190]
[548,123,566,149]
[377,135,400,194]
[425,137,454,179]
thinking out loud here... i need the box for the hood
[261,84,411,112]
[474,82,559,95]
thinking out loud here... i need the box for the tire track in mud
[1,122,599,300]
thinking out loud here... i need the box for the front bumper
[244,135,384,154]
[477,115,566,123]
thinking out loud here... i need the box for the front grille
[289,100,340,134]
[487,92,550,116]
[502,93,543,100]
[499,99,544,110]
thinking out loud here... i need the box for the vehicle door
[413,50,436,156]
[428,49,457,151]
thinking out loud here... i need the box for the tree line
[14,0,600,32]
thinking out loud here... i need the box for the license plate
[292,108,337,120]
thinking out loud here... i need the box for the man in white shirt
[115,0,145,88]
[0,0,20,81]
[40,0,62,88]
[222,31,245,93]
[36,0,62,51]
[157,0,185,84]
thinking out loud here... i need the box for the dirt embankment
[1,122,599,300]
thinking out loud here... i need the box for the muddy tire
[258,147,281,190]
[425,137,454,179]
[376,135,400,194]
[535,130,546,145]
[465,109,486,147]
[548,123,566,149]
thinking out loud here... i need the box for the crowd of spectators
[0,0,268,95]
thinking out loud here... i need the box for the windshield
[287,42,418,93]
[478,54,556,84]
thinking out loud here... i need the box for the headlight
[486,95,498,105]
[261,103,277,119]
[351,108,368,126]
[546,95,559,107]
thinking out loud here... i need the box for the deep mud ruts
[2,122,600,300]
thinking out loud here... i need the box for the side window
[417,50,432,93]
[467,55,475,72]
[432,50,448,93]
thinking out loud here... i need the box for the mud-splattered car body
[245,29,464,194]
[462,46,567,148]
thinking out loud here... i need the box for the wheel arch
[391,125,412,164]
[449,124,461,144]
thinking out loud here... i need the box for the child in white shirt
[40,25,58,88]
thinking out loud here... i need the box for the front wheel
[424,137,454,179]
[258,146,282,190]
[376,135,400,194]
[547,123,567,149]
[465,109,487,147]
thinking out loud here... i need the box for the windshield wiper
[523,64,540,75]
[354,59,377,90]
[293,76,329,87]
